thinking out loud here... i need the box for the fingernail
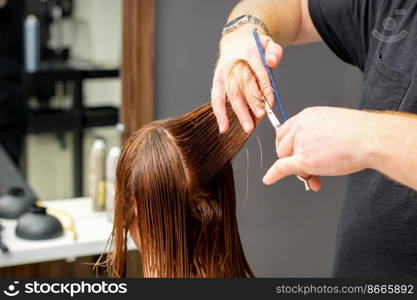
[262,175,270,185]
[256,108,265,117]
[243,121,252,133]
[267,54,276,64]
[219,123,225,133]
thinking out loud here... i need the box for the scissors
[252,28,310,191]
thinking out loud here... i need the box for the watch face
[0,0,8,9]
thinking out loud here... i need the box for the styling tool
[252,28,310,191]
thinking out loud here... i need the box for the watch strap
[222,15,269,36]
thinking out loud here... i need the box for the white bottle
[105,147,120,221]
[89,139,106,211]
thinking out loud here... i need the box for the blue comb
[252,28,311,191]
[252,28,288,122]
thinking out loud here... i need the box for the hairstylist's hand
[211,24,283,133]
[263,107,378,192]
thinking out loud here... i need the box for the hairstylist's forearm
[367,112,417,191]
[224,0,319,47]
[262,108,417,191]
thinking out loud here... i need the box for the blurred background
[0,0,362,277]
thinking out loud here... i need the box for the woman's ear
[128,204,141,252]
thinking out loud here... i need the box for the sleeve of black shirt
[308,0,385,71]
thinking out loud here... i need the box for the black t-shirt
[309,0,417,277]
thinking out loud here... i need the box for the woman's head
[108,61,259,278]
[109,101,254,277]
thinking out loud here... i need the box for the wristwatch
[222,15,269,36]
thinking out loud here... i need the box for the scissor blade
[264,101,281,131]
[264,101,311,191]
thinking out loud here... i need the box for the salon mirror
[0,0,122,201]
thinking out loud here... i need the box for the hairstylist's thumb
[263,155,301,185]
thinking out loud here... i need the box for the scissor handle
[252,28,289,122]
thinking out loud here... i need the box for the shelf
[23,61,121,197]
[28,109,80,134]
[83,106,119,128]
[28,106,119,134]
[0,197,135,268]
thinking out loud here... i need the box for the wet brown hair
[107,61,259,278]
